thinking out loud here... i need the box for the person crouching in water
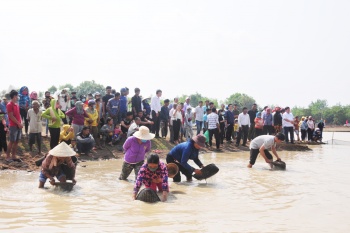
[119,126,154,180]
[133,154,169,202]
[248,133,285,168]
[38,142,77,188]
[166,134,206,182]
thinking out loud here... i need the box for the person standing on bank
[236,107,250,147]
[5,90,23,162]
[119,126,154,180]
[248,104,257,141]
[150,89,162,138]
[194,100,204,135]
[248,133,285,168]
[282,107,294,144]
[166,134,205,182]
[41,99,65,149]
[207,107,221,151]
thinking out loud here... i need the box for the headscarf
[75,101,84,115]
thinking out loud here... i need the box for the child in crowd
[112,124,123,145]
[233,119,239,139]
[0,113,7,132]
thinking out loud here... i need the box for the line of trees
[1,82,349,125]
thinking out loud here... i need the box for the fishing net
[136,188,160,203]
[324,139,350,146]
[193,163,219,181]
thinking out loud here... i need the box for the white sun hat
[133,126,155,140]
[49,142,76,157]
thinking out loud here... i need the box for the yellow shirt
[85,109,98,127]
[59,124,74,143]
[234,124,239,132]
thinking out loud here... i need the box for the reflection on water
[1,144,350,232]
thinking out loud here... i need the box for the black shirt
[274,111,282,126]
[121,118,132,134]
[131,95,142,115]
[248,109,257,124]
[102,94,114,110]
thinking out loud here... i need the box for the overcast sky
[0,0,349,108]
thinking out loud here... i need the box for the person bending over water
[166,134,205,182]
[133,154,169,202]
[248,133,285,168]
[38,142,77,188]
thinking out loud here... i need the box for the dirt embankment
[0,134,318,171]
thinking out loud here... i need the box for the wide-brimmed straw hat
[192,134,206,147]
[49,142,76,157]
[133,126,155,140]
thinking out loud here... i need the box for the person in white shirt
[168,104,177,143]
[207,107,221,151]
[184,106,194,139]
[172,104,182,144]
[235,107,250,147]
[127,117,141,138]
[282,107,294,143]
[27,100,43,154]
[194,101,204,135]
[248,133,285,168]
[150,89,162,138]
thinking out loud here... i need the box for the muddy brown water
[1,132,350,232]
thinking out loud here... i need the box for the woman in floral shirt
[133,154,169,202]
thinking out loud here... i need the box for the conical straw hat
[49,142,76,157]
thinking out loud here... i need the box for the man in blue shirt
[107,92,120,126]
[166,134,205,182]
[119,88,128,123]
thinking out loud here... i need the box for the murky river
[1,132,350,232]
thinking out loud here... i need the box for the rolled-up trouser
[90,126,99,146]
[301,129,307,141]
[249,149,273,165]
[196,120,203,135]
[166,154,192,182]
[119,160,144,180]
[29,132,42,151]
[248,123,256,140]
[185,125,193,139]
[49,128,60,149]
[169,124,174,142]
[77,140,94,153]
[284,126,294,143]
[20,108,29,134]
[72,124,84,140]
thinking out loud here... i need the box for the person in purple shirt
[65,101,88,139]
[119,126,155,180]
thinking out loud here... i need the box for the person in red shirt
[6,90,23,162]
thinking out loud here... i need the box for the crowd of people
[0,85,326,201]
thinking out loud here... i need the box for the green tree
[292,106,312,119]
[48,85,57,94]
[309,99,328,120]
[331,104,347,125]
[75,80,105,97]
[58,83,75,92]
[178,93,219,108]
[225,93,257,110]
